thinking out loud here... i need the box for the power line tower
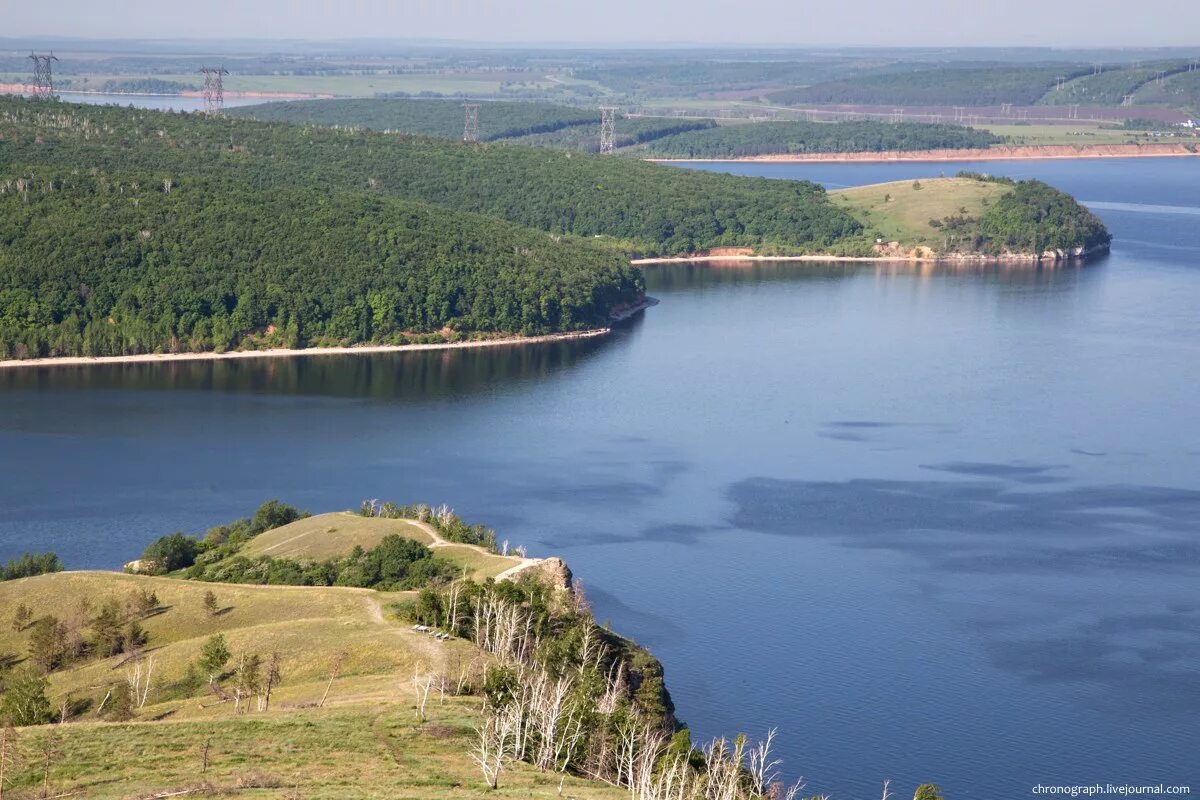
[1055,76,1068,91]
[199,66,228,116]
[599,106,618,154]
[1121,95,1134,107]
[462,103,480,142]
[27,52,59,98]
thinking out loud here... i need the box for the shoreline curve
[0,298,656,371]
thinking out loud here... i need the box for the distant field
[979,123,1154,146]
[831,177,1011,247]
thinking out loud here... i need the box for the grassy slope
[0,572,623,799]
[830,178,1011,248]
[242,514,437,558]
[239,512,522,581]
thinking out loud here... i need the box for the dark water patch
[727,476,1200,574]
[985,607,1200,715]
[919,460,1069,484]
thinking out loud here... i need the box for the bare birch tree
[0,718,21,800]
[317,651,348,708]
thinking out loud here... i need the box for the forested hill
[0,171,642,360]
[0,96,865,256]
[643,120,1003,158]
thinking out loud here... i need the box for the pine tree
[10,605,30,633]
[91,598,125,657]
[0,666,51,726]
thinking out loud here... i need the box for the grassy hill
[831,175,1111,257]
[0,572,623,799]
[832,177,1013,247]
[240,513,522,581]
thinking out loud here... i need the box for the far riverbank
[652,142,1198,164]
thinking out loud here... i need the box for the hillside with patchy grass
[0,571,626,799]
[768,65,1092,107]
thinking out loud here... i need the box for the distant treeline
[768,65,1094,107]
[99,78,198,95]
[643,120,1003,157]
[233,98,717,151]
[231,98,600,141]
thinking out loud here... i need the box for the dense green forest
[0,97,865,255]
[0,168,642,359]
[976,179,1112,254]
[232,98,715,151]
[643,120,1003,157]
[767,65,1093,107]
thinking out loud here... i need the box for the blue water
[2,157,1199,798]
[54,92,280,112]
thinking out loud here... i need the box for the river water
[2,157,1198,798]
[54,92,279,112]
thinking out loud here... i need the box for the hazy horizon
[3,0,1199,49]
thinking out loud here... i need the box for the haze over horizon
[3,0,1199,48]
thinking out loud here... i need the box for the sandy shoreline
[652,143,1199,164]
[0,298,658,371]
[0,329,611,371]
[632,249,1105,266]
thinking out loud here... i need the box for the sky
[2,0,1199,48]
